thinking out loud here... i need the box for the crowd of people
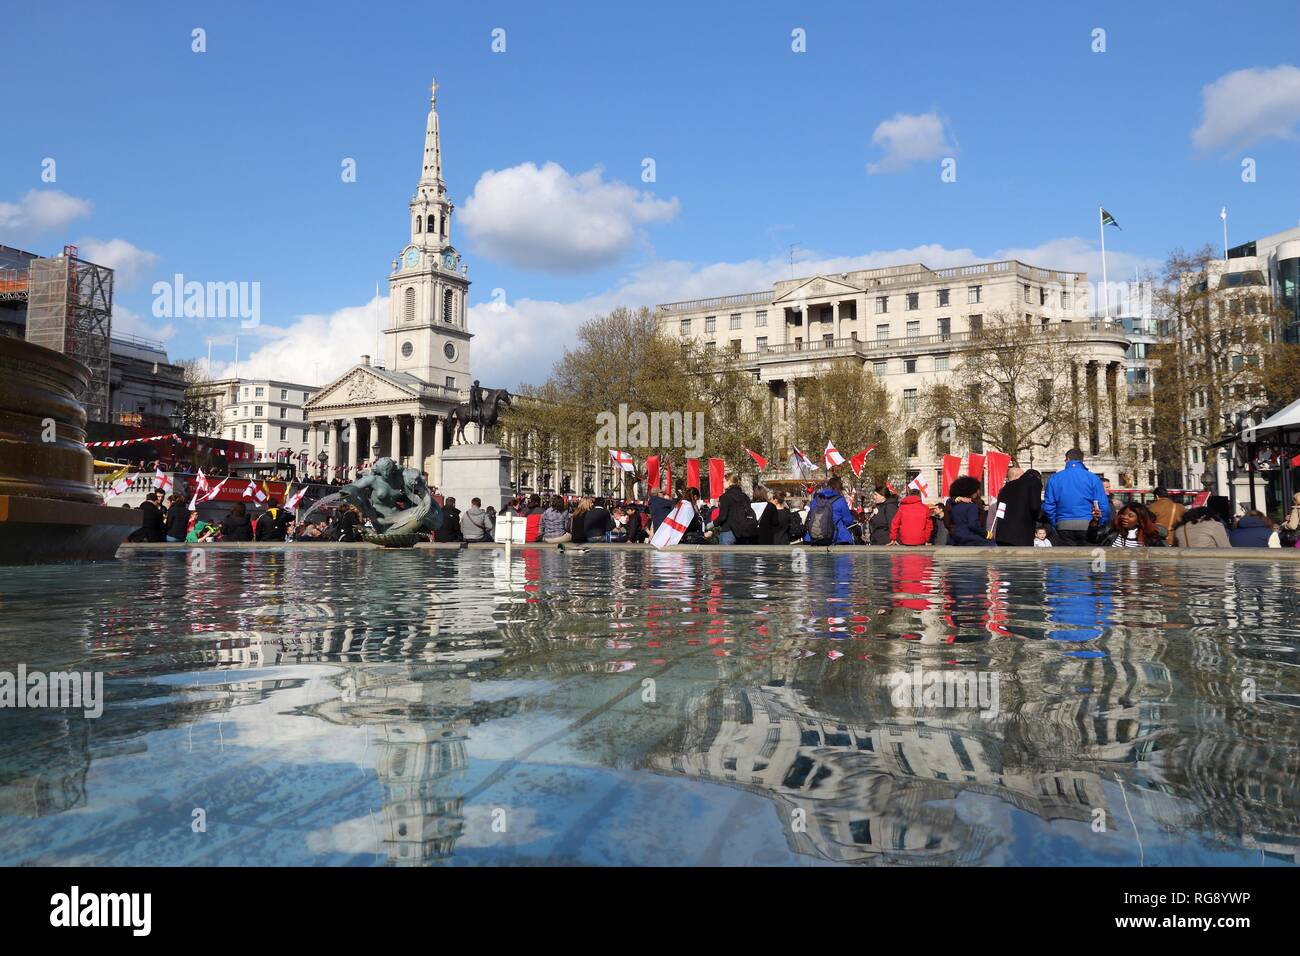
[124,447,1300,552]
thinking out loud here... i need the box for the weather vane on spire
[430,77,438,105]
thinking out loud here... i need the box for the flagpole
[1222,207,1228,261]
[1099,205,1109,322]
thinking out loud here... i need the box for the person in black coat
[220,502,254,541]
[867,487,899,545]
[140,493,166,542]
[164,493,189,542]
[254,507,288,542]
[435,498,462,542]
[752,487,779,544]
[715,475,754,544]
[993,467,1043,546]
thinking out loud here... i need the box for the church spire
[419,76,443,189]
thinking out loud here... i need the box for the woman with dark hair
[541,495,570,543]
[947,475,992,545]
[1172,507,1231,548]
[220,502,254,542]
[867,485,899,545]
[1090,502,1166,547]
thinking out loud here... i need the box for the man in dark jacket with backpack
[804,476,855,545]
[715,473,758,544]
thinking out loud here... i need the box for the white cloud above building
[1192,64,1300,152]
[76,237,160,290]
[460,161,679,273]
[0,189,93,233]
[866,112,956,174]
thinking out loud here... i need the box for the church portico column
[391,416,403,464]
[833,301,841,341]
[367,417,379,464]
[413,413,426,479]
[328,421,340,478]
[346,418,359,476]
[432,415,445,487]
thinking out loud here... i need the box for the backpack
[730,502,759,539]
[806,495,837,543]
[786,510,804,543]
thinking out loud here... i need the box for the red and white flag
[745,447,768,470]
[651,500,696,549]
[823,441,845,469]
[609,449,635,473]
[286,486,309,511]
[790,445,817,474]
[194,468,210,495]
[103,476,133,502]
[242,480,268,504]
[850,445,875,478]
[908,473,930,499]
[153,467,173,494]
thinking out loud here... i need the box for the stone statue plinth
[438,443,512,512]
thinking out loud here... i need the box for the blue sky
[2,0,1298,388]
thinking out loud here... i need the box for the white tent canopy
[1243,395,1300,441]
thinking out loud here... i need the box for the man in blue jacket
[804,476,856,545]
[1042,449,1110,546]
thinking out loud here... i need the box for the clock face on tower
[404,249,420,269]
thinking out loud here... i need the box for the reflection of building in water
[307,664,472,865]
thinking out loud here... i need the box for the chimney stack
[360,354,370,366]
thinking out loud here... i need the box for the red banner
[686,459,700,491]
[708,458,725,499]
[966,453,985,480]
[985,451,1012,499]
[941,454,962,497]
[662,462,672,494]
[645,455,660,492]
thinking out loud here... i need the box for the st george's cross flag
[194,468,210,495]
[190,476,228,510]
[609,449,635,473]
[153,467,173,494]
[849,445,876,478]
[908,473,930,499]
[286,485,309,511]
[823,441,846,469]
[242,480,268,505]
[745,447,768,470]
[651,499,696,549]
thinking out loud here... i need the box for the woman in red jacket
[889,490,933,546]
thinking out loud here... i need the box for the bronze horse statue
[449,387,512,443]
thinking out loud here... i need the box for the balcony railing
[732,320,1128,363]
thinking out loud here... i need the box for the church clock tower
[385,78,472,392]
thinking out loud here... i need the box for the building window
[443,289,455,324]
[254,405,263,417]
[279,426,287,440]
[254,387,264,397]
[280,389,287,400]
[755,310,767,327]
[905,428,919,457]
[906,320,920,339]
[938,317,951,340]
[731,339,742,353]
[704,315,717,333]
[906,292,919,310]
[1023,283,1032,302]
[241,425,247,438]
[822,333,833,346]
[705,341,716,352]
[1061,291,1071,310]
[756,336,768,351]
[935,355,949,371]
[876,323,890,342]
[873,360,887,375]
[680,318,691,335]
[969,314,983,334]
[404,287,416,323]
[876,296,889,313]
[968,285,982,304]
[446,376,456,389]
[903,389,918,413]
[729,313,742,330]
[302,429,308,443]
[937,288,950,307]
[904,358,917,374]
[415,215,422,233]
[254,425,263,439]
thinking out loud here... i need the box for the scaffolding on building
[25,245,114,422]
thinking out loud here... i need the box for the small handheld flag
[849,445,875,478]
[823,441,845,469]
[153,467,173,494]
[908,473,930,499]
[609,449,635,473]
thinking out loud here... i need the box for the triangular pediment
[307,365,423,409]
[773,275,864,304]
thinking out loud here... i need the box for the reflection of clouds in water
[455,804,555,849]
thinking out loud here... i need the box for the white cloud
[0,189,93,232]
[207,296,385,386]
[867,112,955,174]
[460,162,679,273]
[213,236,1153,393]
[76,237,160,290]
[1193,64,1300,152]
[112,303,175,344]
